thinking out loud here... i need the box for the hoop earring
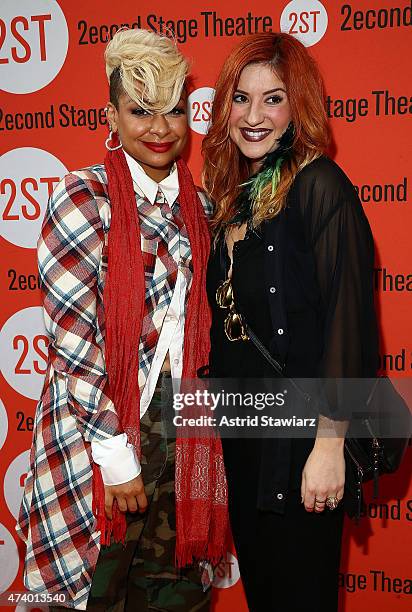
[105,130,122,151]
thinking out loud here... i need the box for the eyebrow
[124,97,142,105]
[235,87,286,95]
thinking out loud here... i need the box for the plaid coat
[16,165,212,609]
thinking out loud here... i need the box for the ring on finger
[325,495,340,511]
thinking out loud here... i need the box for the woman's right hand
[104,475,148,518]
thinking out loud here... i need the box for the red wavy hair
[202,33,330,230]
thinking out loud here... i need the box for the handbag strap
[245,325,284,375]
[245,324,311,403]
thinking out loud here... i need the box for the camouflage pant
[86,379,211,611]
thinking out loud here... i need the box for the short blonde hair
[105,29,188,114]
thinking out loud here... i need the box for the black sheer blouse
[207,155,379,409]
[206,156,379,512]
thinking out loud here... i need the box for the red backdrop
[0,1,411,610]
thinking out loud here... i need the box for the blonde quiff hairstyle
[105,29,189,114]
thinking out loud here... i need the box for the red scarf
[92,139,228,566]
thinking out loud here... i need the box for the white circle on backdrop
[4,450,30,520]
[280,0,328,47]
[187,87,215,135]
[0,0,69,94]
[212,552,240,589]
[0,523,20,592]
[0,399,8,450]
[0,147,67,249]
[0,306,49,400]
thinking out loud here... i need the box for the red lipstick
[240,128,272,142]
[142,141,174,153]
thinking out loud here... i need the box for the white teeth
[242,129,270,139]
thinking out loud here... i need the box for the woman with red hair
[203,33,378,611]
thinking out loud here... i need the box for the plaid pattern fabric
[137,187,192,391]
[15,165,211,610]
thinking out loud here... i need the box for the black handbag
[245,325,412,519]
[343,377,411,518]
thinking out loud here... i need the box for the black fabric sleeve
[289,157,379,420]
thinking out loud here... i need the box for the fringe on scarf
[92,463,126,546]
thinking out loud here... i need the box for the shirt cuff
[91,433,141,485]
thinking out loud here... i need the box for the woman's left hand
[301,438,346,513]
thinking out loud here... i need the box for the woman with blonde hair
[203,32,378,611]
[17,28,227,611]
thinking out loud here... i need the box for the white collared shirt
[91,151,188,485]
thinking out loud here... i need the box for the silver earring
[105,130,122,151]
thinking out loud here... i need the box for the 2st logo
[280,0,328,47]
[0,307,49,401]
[14,334,49,376]
[188,87,215,135]
[192,98,212,125]
[0,14,51,64]
[0,147,67,249]
[0,0,68,94]
[1,176,60,222]
[212,552,240,589]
